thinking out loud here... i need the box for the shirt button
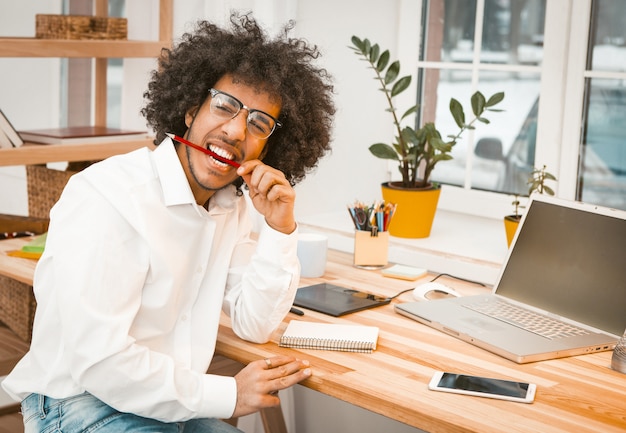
[181,314,188,322]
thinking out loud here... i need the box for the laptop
[395,194,626,363]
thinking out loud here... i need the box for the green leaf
[477,117,490,124]
[369,44,380,63]
[527,181,540,194]
[384,61,400,84]
[376,50,390,72]
[485,92,505,107]
[400,105,418,120]
[471,91,486,116]
[350,36,364,51]
[430,137,454,153]
[391,76,411,97]
[449,98,465,129]
[544,172,557,181]
[544,185,555,195]
[401,126,419,146]
[363,38,371,55]
[432,153,454,164]
[369,143,399,160]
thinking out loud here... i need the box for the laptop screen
[495,196,626,336]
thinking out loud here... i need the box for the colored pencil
[166,132,241,168]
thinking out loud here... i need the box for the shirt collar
[153,137,197,207]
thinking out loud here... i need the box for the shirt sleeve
[223,216,301,344]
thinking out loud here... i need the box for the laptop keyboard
[463,298,590,339]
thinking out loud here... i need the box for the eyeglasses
[208,88,282,139]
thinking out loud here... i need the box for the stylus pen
[290,307,304,316]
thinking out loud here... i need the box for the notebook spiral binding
[279,336,376,353]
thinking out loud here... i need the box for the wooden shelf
[0,138,156,167]
[0,38,168,58]
[0,0,171,168]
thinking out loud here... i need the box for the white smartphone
[428,371,536,403]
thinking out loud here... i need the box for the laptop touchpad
[461,317,506,333]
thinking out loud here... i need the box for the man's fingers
[239,161,288,197]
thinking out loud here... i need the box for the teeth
[209,145,234,161]
[212,158,228,167]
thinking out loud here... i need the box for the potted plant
[504,165,557,246]
[349,36,505,238]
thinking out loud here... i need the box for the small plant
[511,194,522,219]
[528,164,557,196]
[349,35,505,189]
[510,165,557,219]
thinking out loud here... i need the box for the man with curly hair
[3,13,335,433]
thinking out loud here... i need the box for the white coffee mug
[297,233,328,278]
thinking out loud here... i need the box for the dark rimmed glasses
[208,88,282,139]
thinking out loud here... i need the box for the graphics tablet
[294,283,391,316]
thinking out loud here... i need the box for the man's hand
[238,161,296,234]
[232,355,311,418]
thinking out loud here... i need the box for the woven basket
[26,165,77,219]
[0,276,36,342]
[36,14,127,40]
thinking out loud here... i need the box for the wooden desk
[0,238,36,285]
[216,250,626,433]
[1,240,625,432]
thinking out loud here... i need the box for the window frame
[396,0,596,217]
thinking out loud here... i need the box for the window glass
[417,0,546,196]
[107,0,125,128]
[428,0,545,66]
[579,79,626,209]
[579,0,626,210]
[429,71,541,195]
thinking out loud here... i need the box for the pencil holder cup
[353,229,389,269]
[611,328,626,374]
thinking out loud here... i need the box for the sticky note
[381,264,427,281]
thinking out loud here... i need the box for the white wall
[289,1,398,219]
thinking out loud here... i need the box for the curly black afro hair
[141,12,336,188]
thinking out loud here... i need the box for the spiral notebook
[279,320,379,353]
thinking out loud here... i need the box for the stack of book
[0,109,148,148]
[17,126,148,145]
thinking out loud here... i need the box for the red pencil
[165,132,241,168]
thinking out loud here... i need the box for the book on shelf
[279,320,379,353]
[0,128,13,149]
[0,109,24,148]
[7,232,47,260]
[18,126,148,145]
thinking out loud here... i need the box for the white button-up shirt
[3,138,300,421]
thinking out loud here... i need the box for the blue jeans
[21,392,243,433]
